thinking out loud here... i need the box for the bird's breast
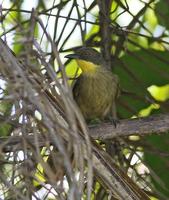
[73,71,118,121]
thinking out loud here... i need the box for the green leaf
[155,1,169,29]
[144,6,158,31]
[114,50,169,118]
[148,84,169,102]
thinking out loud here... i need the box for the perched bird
[65,47,120,123]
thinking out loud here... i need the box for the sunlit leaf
[148,84,169,102]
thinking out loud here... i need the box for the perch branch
[90,113,169,140]
[0,113,168,153]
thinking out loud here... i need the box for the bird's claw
[109,118,120,128]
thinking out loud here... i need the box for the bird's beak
[65,53,79,59]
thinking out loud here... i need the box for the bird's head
[65,47,104,74]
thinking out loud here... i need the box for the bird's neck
[76,59,100,74]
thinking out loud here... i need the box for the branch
[0,133,151,200]
[98,0,112,69]
[0,113,168,153]
[90,113,169,140]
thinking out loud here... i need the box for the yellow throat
[76,59,99,74]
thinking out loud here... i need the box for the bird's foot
[111,118,120,128]
[104,117,120,128]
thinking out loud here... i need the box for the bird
[65,47,120,124]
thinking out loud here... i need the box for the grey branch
[90,113,169,140]
[0,113,168,153]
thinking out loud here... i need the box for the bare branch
[0,113,168,153]
[90,113,169,140]
[98,0,112,69]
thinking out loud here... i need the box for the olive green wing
[72,78,81,99]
